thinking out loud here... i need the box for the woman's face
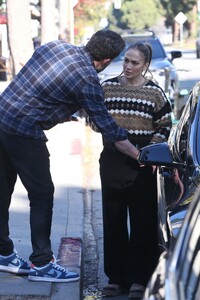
[123,48,148,80]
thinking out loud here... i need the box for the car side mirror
[170,50,182,61]
[138,142,175,167]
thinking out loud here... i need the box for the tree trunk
[190,4,197,37]
[41,0,58,44]
[6,0,34,76]
[58,0,69,41]
[58,0,78,44]
[173,21,179,43]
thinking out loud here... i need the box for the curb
[49,237,83,300]
[58,237,82,268]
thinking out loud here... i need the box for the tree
[74,0,107,44]
[108,0,164,33]
[160,0,197,41]
[58,0,69,41]
[6,0,34,76]
[160,0,196,22]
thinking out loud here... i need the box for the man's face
[95,60,112,73]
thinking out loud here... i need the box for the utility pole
[66,0,78,44]
[58,0,78,44]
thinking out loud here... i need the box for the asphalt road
[169,47,200,118]
[173,48,200,90]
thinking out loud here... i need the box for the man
[0,30,139,283]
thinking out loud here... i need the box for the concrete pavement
[0,80,88,299]
[0,119,86,300]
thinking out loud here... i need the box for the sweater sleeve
[77,81,128,143]
[151,87,172,143]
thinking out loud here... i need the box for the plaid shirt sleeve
[77,81,128,143]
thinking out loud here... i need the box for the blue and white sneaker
[28,258,80,282]
[0,250,30,274]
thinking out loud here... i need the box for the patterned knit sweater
[101,76,172,148]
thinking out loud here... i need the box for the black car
[98,31,182,108]
[138,81,200,299]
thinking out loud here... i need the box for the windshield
[114,38,167,62]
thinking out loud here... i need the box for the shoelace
[14,250,28,264]
[51,256,68,273]
[52,262,69,273]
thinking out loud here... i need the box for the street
[166,46,200,91]
[169,47,200,119]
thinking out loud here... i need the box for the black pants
[100,149,160,288]
[0,129,54,266]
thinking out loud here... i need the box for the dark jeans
[101,165,160,288]
[0,129,54,266]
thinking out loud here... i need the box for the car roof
[113,33,167,61]
[121,31,156,40]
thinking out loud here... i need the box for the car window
[171,87,200,164]
[171,98,191,162]
[114,38,166,62]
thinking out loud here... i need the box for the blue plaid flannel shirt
[0,40,127,142]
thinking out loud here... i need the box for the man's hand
[114,139,139,160]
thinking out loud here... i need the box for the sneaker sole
[28,275,80,283]
[0,265,30,275]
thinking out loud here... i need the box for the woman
[99,43,172,299]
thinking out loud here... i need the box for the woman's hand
[152,165,157,174]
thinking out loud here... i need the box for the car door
[143,186,200,300]
[164,186,200,300]
[157,84,200,250]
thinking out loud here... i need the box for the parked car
[143,185,200,300]
[138,81,200,299]
[98,31,182,110]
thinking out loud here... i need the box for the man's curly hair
[86,30,125,61]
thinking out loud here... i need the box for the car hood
[98,61,123,80]
[150,58,174,71]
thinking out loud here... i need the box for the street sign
[114,0,121,9]
[175,12,187,25]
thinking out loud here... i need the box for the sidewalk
[0,120,86,300]
[0,79,89,300]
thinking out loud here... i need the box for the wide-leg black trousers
[100,148,160,288]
